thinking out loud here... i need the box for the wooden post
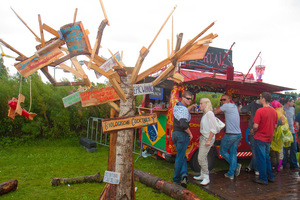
[243,51,261,81]
[95,19,109,55]
[42,24,60,38]
[0,39,27,60]
[130,5,176,84]
[73,8,78,23]
[130,46,149,84]
[11,7,41,42]
[109,78,126,102]
[38,14,45,47]
[99,0,110,26]
[115,71,136,200]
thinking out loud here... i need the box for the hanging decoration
[255,65,265,81]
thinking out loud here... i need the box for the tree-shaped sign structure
[1,1,217,199]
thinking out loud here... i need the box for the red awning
[184,77,294,96]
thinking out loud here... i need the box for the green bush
[0,63,110,142]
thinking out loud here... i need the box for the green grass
[0,137,221,200]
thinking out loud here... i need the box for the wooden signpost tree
[2,1,218,199]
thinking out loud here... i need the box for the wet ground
[189,168,300,200]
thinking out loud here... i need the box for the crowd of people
[172,91,299,188]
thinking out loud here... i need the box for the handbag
[215,117,225,132]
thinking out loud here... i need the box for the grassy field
[0,137,241,200]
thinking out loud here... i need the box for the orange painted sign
[14,48,64,78]
[80,87,119,107]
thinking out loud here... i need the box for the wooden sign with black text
[102,113,157,133]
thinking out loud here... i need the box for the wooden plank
[108,49,125,70]
[11,7,41,42]
[14,47,64,78]
[136,57,171,83]
[171,21,215,61]
[178,44,209,62]
[40,67,57,86]
[0,39,27,58]
[102,113,157,133]
[55,81,85,87]
[73,8,78,23]
[87,38,99,69]
[59,63,84,78]
[70,57,85,75]
[50,54,72,67]
[95,19,108,55]
[83,60,112,80]
[80,87,120,107]
[90,54,107,66]
[148,5,176,50]
[107,102,120,113]
[38,14,45,47]
[109,78,126,102]
[83,74,92,88]
[172,73,184,84]
[107,71,121,84]
[152,64,175,87]
[42,23,60,38]
[99,0,110,25]
[35,39,65,56]
[60,21,92,56]
[130,47,149,84]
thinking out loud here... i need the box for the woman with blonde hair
[193,98,218,185]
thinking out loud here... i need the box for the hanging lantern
[255,65,265,81]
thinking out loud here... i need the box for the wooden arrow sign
[102,113,157,133]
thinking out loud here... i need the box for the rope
[18,75,23,94]
[28,76,32,112]
[18,75,32,112]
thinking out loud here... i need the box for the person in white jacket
[193,98,218,185]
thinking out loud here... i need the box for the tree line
[0,60,110,145]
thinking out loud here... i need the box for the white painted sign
[100,51,121,72]
[133,83,154,96]
[62,90,83,107]
[103,171,121,184]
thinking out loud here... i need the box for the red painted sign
[80,87,120,107]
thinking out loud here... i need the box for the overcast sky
[1,0,300,92]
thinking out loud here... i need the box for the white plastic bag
[215,117,225,132]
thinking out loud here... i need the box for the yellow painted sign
[102,113,158,133]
